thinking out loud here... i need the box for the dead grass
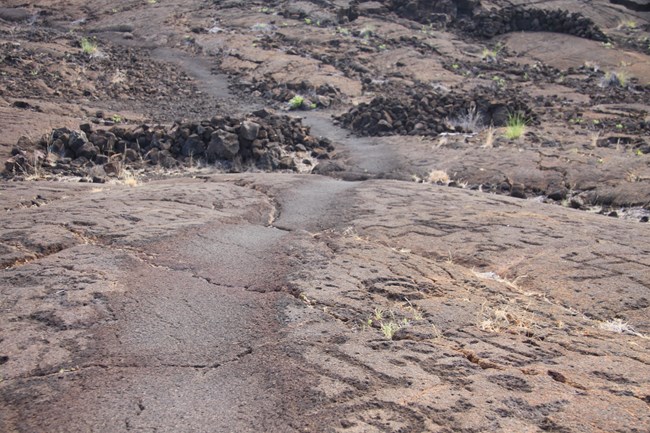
[598,318,646,338]
[118,168,139,187]
[427,170,450,185]
[445,105,484,133]
[478,302,536,334]
[482,127,495,149]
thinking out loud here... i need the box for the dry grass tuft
[427,170,450,185]
[598,318,646,338]
[482,127,495,149]
[478,302,536,334]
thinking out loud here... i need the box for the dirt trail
[0,176,353,432]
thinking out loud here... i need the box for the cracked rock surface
[1,0,649,432]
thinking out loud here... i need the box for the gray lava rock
[278,156,296,170]
[239,121,261,141]
[68,131,89,154]
[206,130,240,162]
[76,142,99,160]
[317,95,331,107]
[181,134,205,157]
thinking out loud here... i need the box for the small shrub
[482,127,495,149]
[446,105,483,132]
[288,95,305,110]
[80,37,97,55]
[598,318,644,337]
[359,26,374,38]
[618,20,637,30]
[481,43,502,62]
[504,112,527,139]
[380,321,400,339]
[600,71,628,88]
[492,75,506,88]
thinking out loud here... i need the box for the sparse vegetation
[598,318,645,337]
[80,37,98,55]
[288,95,305,110]
[504,112,527,139]
[618,20,637,30]
[478,303,535,334]
[359,26,374,38]
[380,321,400,339]
[492,75,506,88]
[481,43,502,62]
[600,71,629,88]
[482,127,495,149]
[427,170,450,185]
[119,169,139,187]
[336,26,350,36]
[446,105,484,132]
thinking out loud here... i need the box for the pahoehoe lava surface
[1,1,649,432]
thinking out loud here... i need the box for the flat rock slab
[1,174,648,432]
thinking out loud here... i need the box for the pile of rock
[235,76,339,109]
[335,86,534,137]
[459,7,608,41]
[385,2,607,42]
[4,110,335,180]
[387,0,479,23]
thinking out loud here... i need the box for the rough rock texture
[1,0,649,432]
[336,84,535,136]
[3,113,334,178]
[459,7,609,41]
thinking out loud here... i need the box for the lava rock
[181,134,205,157]
[206,130,240,161]
[239,121,261,141]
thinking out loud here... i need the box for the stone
[312,160,345,174]
[68,131,88,153]
[377,119,393,131]
[317,95,331,107]
[239,121,260,141]
[124,148,140,162]
[181,134,206,157]
[547,189,567,201]
[95,154,110,165]
[510,183,526,199]
[206,130,240,162]
[76,142,99,160]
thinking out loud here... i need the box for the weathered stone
[317,95,331,107]
[278,156,296,170]
[76,142,99,160]
[68,131,88,153]
[124,148,140,162]
[181,134,205,157]
[206,130,240,162]
[239,121,260,141]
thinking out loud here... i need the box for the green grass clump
[601,71,628,88]
[80,37,97,55]
[504,112,527,139]
[380,321,400,339]
[288,95,305,110]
